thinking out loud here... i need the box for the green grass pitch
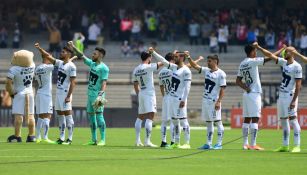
[0,127,306,175]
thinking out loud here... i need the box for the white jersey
[169,65,192,100]
[277,57,302,94]
[55,60,77,95]
[200,67,226,100]
[132,63,158,95]
[158,67,172,95]
[237,57,264,93]
[35,64,54,96]
[7,65,35,94]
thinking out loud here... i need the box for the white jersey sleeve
[69,63,77,77]
[200,66,210,74]
[294,64,303,79]
[251,57,265,66]
[219,71,227,86]
[149,63,158,72]
[277,57,287,66]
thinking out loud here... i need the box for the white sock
[58,115,66,141]
[250,123,258,146]
[135,118,142,143]
[65,115,74,141]
[281,119,290,146]
[172,119,180,144]
[43,118,50,140]
[145,119,153,144]
[170,121,175,143]
[36,118,44,140]
[242,123,250,145]
[206,121,214,146]
[216,121,224,146]
[181,119,190,144]
[161,120,168,143]
[290,119,301,146]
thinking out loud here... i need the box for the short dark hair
[95,47,106,56]
[207,55,219,65]
[165,52,174,62]
[245,45,255,56]
[141,51,151,61]
[63,46,73,55]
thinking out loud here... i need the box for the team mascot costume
[6,50,36,142]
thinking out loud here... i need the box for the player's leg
[42,114,53,143]
[55,94,66,144]
[213,103,224,149]
[63,95,74,144]
[135,94,144,146]
[249,93,263,150]
[242,93,250,149]
[35,94,43,142]
[199,100,213,149]
[23,93,36,142]
[135,114,144,146]
[96,112,106,146]
[289,98,300,153]
[64,110,74,144]
[169,98,181,149]
[171,118,180,148]
[169,121,175,145]
[143,94,157,147]
[144,112,156,147]
[160,96,168,147]
[180,118,190,149]
[274,97,290,152]
[84,96,98,145]
[214,120,224,149]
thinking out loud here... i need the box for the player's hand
[173,50,179,54]
[67,41,74,47]
[65,96,71,103]
[215,101,221,110]
[34,43,40,48]
[198,56,204,61]
[179,101,185,108]
[289,101,295,109]
[252,42,259,48]
[286,46,296,53]
[184,51,190,58]
[148,47,154,54]
[245,87,251,93]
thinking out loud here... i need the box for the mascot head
[11,50,34,67]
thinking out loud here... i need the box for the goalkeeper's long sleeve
[181,80,191,102]
[152,51,170,66]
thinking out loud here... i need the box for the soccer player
[236,42,278,150]
[273,46,302,153]
[43,44,77,145]
[6,50,36,142]
[150,48,192,149]
[158,52,175,147]
[187,53,226,150]
[68,41,109,146]
[33,43,56,144]
[133,51,164,147]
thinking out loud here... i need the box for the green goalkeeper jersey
[84,57,109,97]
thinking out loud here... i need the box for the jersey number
[281,71,291,88]
[204,79,216,94]
[89,71,99,86]
[171,77,180,92]
[242,70,253,85]
[162,79,171,92]
[57,71,67,85]
[139,76,145,88]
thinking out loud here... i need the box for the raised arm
[149,47,170,66]
[253,42,278,62]
[185,51,202,71]
[292,49,307,63]
[34,43,56,64]
[67,41,84,58]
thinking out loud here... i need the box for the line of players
[6,42,109,146]
[133,42,305,152]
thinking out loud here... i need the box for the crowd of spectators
[0,1,307,55]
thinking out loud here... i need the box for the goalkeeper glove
[92,91,108,111]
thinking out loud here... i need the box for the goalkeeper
[68,41,109,146]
